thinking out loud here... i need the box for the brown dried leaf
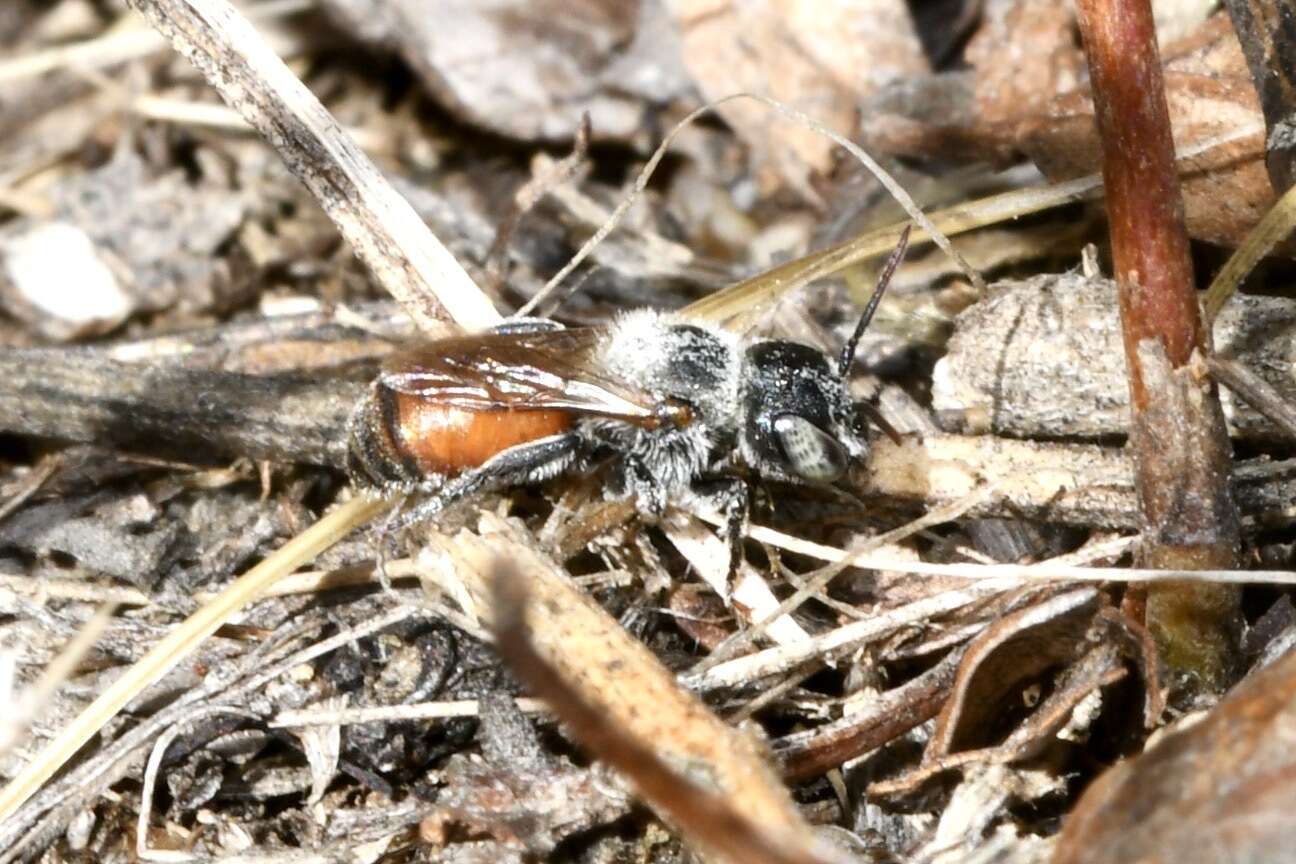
[667,0,926,196]
[1019,14,1271,247]
[424,514,824,853]
[668,583,733,651]
[319,0,689,143]
[866,589,1163,798]
[1053,648,1296,864]
[490,570,847,864]
[926,588,1102,760]
[966,0,1083,128]
[870,644,1126,798]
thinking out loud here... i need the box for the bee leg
[692,475,750,594]
[720,478,750,593]
[371,496,413,593]
[387,432,585,535]
[622,455,669,517]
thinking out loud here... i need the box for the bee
[347,230,911,576]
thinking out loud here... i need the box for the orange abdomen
[391,391,574,475]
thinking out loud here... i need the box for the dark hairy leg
[692,474,751,593]
[367,432,585,588]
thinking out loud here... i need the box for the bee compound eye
[772,415,848,482]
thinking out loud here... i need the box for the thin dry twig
[272,697,548,728]
[1207,354,1296,440]
[692,482,1001,673]
[863,434,1296,531]
[541,92,983,311]
[0,574,150,607]
[734,524,1293,587]
[684,577,1024,692]
[125,0,500,332]
[775,648,966,781]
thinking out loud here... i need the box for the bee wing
[681,222,910,330]
[377,326,658,421]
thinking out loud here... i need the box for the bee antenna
[838,225,912,379]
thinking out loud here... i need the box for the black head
[737,341,866,484]
[736,226,911,485]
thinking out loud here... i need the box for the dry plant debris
[1053,645,1296,864]
[934,273,1296,444]
[0,1,1295,863]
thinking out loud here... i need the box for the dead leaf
[1019,14,1271,247]
[867,589,1162,798]
[926,588,1102,759]
[425,513,825,851]
[966,0,1083,129]
[491,570,847,864]
[1053,647,1296,864]
[319,0,689,143]
[667,0,927,196]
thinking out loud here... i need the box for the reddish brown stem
[1075,0,1242,692]
[1078,0,1201,393]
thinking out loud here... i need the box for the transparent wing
[377,327,658,422]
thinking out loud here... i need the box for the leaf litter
[0,1,1295,863]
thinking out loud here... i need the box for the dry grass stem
[0,605,116,760]
[693,482,1001,672]
[272,697,549,728]
[0,0,312,86]
[1203,180,1296,321]
[544,92,981,311]
[685,577,1025,691]
[683,123,1262,327]
[0,573,150,606]
[736,524,1291,586]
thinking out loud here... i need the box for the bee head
[738,341,866,484]
[737,225,910,485]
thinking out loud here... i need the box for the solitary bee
[348,229,910,574]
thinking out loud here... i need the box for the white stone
[2,221,131,338]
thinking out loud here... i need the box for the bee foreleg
[691,475,750,593]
